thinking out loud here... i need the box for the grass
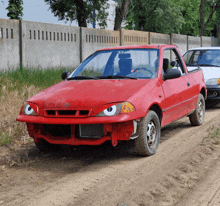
[0,130,12,145]
[0,67,74,92]
[0,67,74,146]
[202,125,220,146]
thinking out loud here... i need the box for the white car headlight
[97,102,135,117]
[23,103,38,115]
[206,78,220,85]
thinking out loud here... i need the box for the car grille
[44,109,90,117]
[77,124,103,138]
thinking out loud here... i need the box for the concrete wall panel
[171,34,187,56]
[150,32,170,44]
[22,20,80,69]
[212,38,219,46]
[81,27,120,61]
[202,36,212,47]
[188,36,201,49]
[121,29,149,46]
[0,19,20,71]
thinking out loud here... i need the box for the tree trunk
[199,0,206,36]
[114,7,123,30]
[199,0,218,36]
[76,0,87,27]
[114,0,130,30]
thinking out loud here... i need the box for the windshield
[183,49,220,67]
[68,49,159,80]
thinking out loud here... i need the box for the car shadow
[206,99,220,108]
[6,139,139,174]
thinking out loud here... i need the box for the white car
[183,47,220,100]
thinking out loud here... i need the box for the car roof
[98,44,177,51]
[188,47,220,51]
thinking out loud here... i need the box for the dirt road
[1,103,220,206]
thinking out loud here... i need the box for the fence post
[187,35,189,50]
[79,27,83,63]
[120,29,123,46]
[170,33,173,45]
[19,20,23,70]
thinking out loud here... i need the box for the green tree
[199,0,220,36]
[176,0,220,37]
[6,0,23,20]
[176,0,200,36]
[215,6,220,37]
[44,0,109,28]
[125,0,184,34]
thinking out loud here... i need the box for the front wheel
[134,110,161,156]
[189,94,205,126]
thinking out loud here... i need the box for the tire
[134,110,161,156]
[189,94,205,126]
[34,139,61,153]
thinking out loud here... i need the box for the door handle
[187,82,190,86]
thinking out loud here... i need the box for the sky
[0,0,115,29]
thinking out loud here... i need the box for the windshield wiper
[96,75,137,79]
[198,64,220,67]
[67,76,97,80]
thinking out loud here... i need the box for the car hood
[28,79,150,109]
[187,66,220,83]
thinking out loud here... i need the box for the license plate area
[43,124,71,138]
[79,124,103,138]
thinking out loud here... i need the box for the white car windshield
[183,49,220,67]
[68,49,159,80]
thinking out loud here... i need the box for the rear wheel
[34,139,61,152]
[189,94,205,126]
[134,110,161,156]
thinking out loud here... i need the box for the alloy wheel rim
[146,120,157,149]
[198,100,204,121]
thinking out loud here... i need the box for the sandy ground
[1,102,220,206]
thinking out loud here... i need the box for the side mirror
[163,69,181,80]
[61,71,70,80]
[170,61,176,67]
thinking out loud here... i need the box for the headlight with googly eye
[97,103,122,117]
[103,105,117,116]
[23,103,38,116]
[96,102,135,117]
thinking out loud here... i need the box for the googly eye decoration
[103,105,117,116]
[25,104,34,115]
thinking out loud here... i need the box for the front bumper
[26,121,134,147]
[17,114,139,146]
[206,85,220,100]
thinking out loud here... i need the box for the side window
[163,49,186,75]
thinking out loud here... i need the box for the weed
[204,125,220,145]
[214,140,220,145]
[0,130,12,145]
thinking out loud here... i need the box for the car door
[160,48,193,126]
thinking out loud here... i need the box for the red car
[17,44,207,156]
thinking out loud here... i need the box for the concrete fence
[0,18,218,71]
